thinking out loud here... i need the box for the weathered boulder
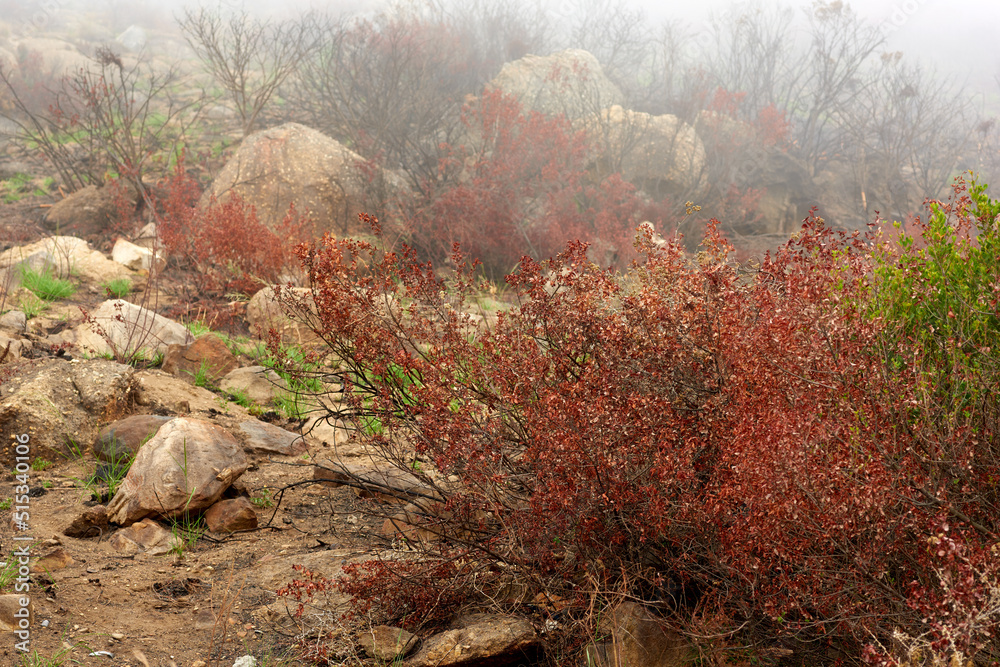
[204,122,408,236]
[312,462,439,504]
[0,358,136,464]
[74,299,193,359]
[489,49,624,121]
[584,105,707,198]
[404,615,539,667]
[42,183,138,237]
[161,334,238,386]
[107,417,249,525]
[220,366,287,405]
[93,414,174,465]
[203,497,258,533]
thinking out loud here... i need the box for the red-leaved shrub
[277,194,998,664]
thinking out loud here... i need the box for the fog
[3,0,999,250]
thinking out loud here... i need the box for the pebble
[111,632,124,640]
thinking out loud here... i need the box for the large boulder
[74,299,193,359]
[489,49,624,121]
[584,105,707,198]
[0,359,137,464]
[107,417,249,525]
[204,122,408,236]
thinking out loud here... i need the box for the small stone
[111,632,125,640]
[31,547,75,573]
[204,497,258,534]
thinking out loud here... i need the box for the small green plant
[19,643,76,667]
[17,292,47,319]
[30,458,52,471]
[0,498,11,511]
[19,265,75,301]
[0,549,27,591]
[224,387,254,409]
[188,359,218,389]
[41,480,52,489]
[184,319,216,338]
[169,513,206,556]
[102,277,132,298]
[250,487,274,509]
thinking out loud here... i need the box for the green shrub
[19,265,75,301]
[102,277,132,298]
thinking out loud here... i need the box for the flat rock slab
[312,462,440,504]
[109,518,180,556]
[108,417,249,525]
[238,419,307,456]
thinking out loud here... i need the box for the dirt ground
[0,441,393,667]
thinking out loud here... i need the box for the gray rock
[237,419,306,456]
[75,299,194,359]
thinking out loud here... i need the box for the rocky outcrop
[489,49,623,121]
[0,358,136,464]
[107,417,249,525]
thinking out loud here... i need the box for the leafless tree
[844,54,975,221]
[178,6,315,137]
